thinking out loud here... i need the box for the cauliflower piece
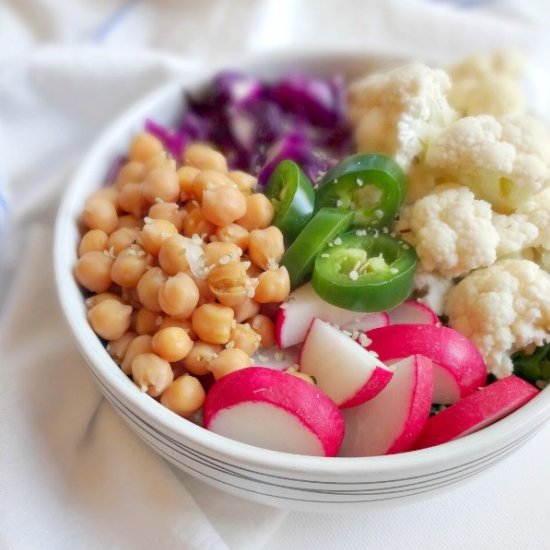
[412,268,454,316]
[448,50,525,81]
[446,259,550,377]
[447,49,526,117]
[397,185,499,278]
[492,213,539,256]
[448,75,525,117]
[517,187,550,250]
[425,114,550,213]
[348,62,457,170]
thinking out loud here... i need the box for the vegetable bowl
[54,51,550,512]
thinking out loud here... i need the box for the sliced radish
[340,354,433,456]
[413,375,539,450]
[204,367,345,456]
[252,345,301,371]
[276,283,388,348]
[387,300,438,325]
[299,318,393,408]
[363,324,487,405]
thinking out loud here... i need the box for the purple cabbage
[142,70,353,184]
[145,119,187,160]
[270,73,346,128]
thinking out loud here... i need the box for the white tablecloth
[1,1,550,548]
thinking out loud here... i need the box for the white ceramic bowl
[54,52,550,512]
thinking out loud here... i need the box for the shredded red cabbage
[106,71,353,186]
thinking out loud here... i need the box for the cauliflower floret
[348,62,457,170]
[413,268,454,316]
[448,76,525,117]
[446,259,550,377]
[425,114,550,213]
[517,187,550,250]
[447,50,526,117]
[397,185,499,278]
[492,213,539,256]
[448,50,525,81]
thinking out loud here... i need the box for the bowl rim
[54,49,550,477]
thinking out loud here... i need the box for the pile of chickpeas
[75,133,292,419]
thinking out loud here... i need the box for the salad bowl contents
[55,51,550,511]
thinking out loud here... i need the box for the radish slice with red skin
[387,300,438,325]
[204,367,345,457]
[299,318,393,408]
[340,354,434,456]
[363,324,487,405]
[276,283,388,348]
[413,375,539,450]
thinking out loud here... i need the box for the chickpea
[184,143,228,172]
[192,274,216,303]
[182,341,222,375]
[136,267,166,312]
[134,307,163,335]
[236,193,274,231]
[117,214,142,229]
[248,226,285,270]
[140,218,178,256]
[208,348,251,380]
[91,187,119,208]
[158,235,190,276]
[75,251,114,293]
[107,227,141,256]
[249,314,275,348]
[129,132,164,163]
[118,182,148,218]
[231,297,260,323]
[192,169,236,201]
[246,262,263,278]
[143,153,176,174]
[158,317,196,340]
[207,261,250,307]
[79,229,108,257]
[152,327,193,362]
[215,223,249,251]
[88,299,133,341]
[114,161,145,188]
[110,245,151,288]
[204,241,242,267]
[202,187,247,227]
[131,352,174,397]
[120,286,141,309]
[191,303,234,345]
[228,170,257,195]
[142,167,180,204]
[230,323,261,355]
[254,267,291,304]
[121,334,153,375]
[160,375,206,416]
[181,206,215,238]
[158,272,200,318]
[177,165,201,202]
[84,291,125,309]
[107,331,136,364]
[83,195,118,234]
[148,201,183,231]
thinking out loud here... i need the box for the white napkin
[1,1,550,549]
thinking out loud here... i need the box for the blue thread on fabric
[91,0,142,43]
